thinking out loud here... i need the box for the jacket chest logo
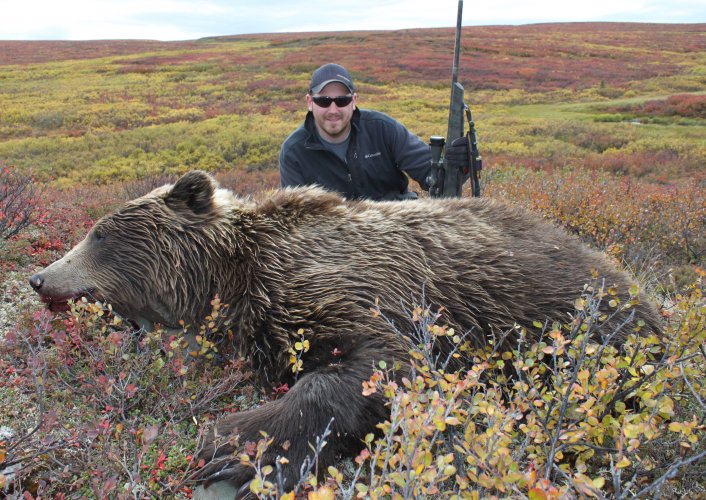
[364,152,382,159]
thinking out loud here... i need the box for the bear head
[29,170,238,331]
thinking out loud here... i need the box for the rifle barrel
[447,0,465,145]
[451,0,463,85]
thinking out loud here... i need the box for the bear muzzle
[29,273,97,313]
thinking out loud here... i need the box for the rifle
[427,0,482,198]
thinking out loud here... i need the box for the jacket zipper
[349,148,358,192]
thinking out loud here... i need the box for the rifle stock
[442,81,466,197]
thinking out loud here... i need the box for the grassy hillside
[0,23,704,185]
[1,24,705,498]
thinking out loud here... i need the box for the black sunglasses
[311,95,353,108]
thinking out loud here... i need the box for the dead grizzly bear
[29,170,661,492]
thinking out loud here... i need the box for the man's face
[307,82,357,144]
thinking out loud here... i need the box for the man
[279,63,468,201]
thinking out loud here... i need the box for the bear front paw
[194,413,292,494]
[195,452,256,488]
[195,444,292,498]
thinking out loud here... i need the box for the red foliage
[0,164,42,241]
[485,166,705,273]
[24,189,96,267]
[272,383,290,396]
[254,23,704,92]
[583,149,700,181]
[0,40,205,65]
[605,94,706,119]
[2,23,703,93]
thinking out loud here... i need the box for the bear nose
[29,274,44,291]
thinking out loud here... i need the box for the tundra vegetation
[0,23,704,498]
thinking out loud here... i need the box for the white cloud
[2,0,229,39]
[0,0,703,40]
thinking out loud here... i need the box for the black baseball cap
[309,63,355,94]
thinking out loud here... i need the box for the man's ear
[166,170,217,215]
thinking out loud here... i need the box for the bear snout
[29,274,44,291]
[28,272,97,312]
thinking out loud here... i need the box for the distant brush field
[0,22,704,186]
[0,23,704,498]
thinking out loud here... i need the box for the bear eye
[93,229,106,242]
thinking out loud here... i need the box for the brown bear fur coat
[30,170,661,492]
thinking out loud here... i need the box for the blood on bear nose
[29,274,44,291]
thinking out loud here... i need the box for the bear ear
[166,170,217,215]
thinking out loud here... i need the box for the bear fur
[29,170,661,491]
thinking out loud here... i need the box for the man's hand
[445,136,470,174]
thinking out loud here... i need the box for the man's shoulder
[357,108,397,125]
[356,108,406,137]
[281,123,310,153]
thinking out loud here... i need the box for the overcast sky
[1,0,704,41]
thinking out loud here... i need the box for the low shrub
[193,279,705,499]
[0,299,251,498]
[0,165,42,242]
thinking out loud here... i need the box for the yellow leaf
[658,397,675,417]
[528,488,547,500]
[623,424,640,439]
[640,364,654,376]
[249,477,263,494]
[668,422,683,433]
[616,456,631,468]
[354,483,368,494]
[627,438,641,452]
[309,486,335,500]
[327,466,342,481]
